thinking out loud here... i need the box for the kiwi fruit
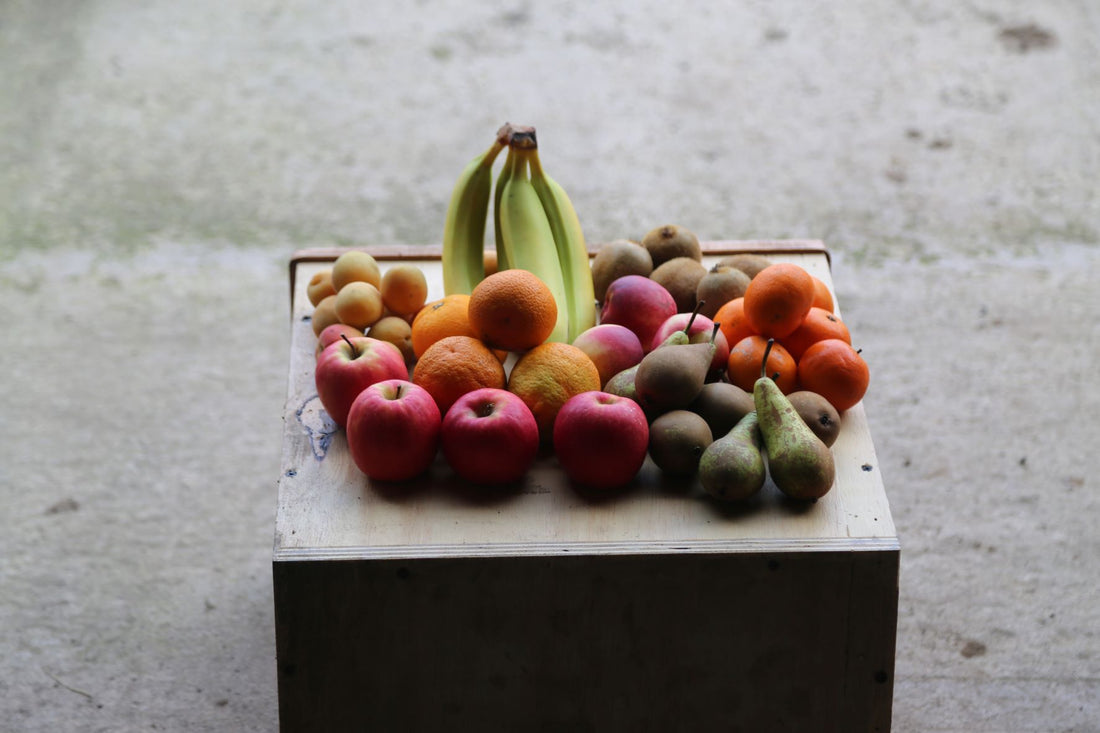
[647,410,713,476]
[786,390,842,447]
[687,382,755,439]
[591,240,653,302]
[649,257,708,313]
[716,253,773,279]
[641,225,702,268]
[695,266,751,319]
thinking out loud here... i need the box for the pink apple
[315,336,408,428]
[571,324,645,388]
[346,379,441,481]
[553,391,650,490]
[650,312,731,376]
[315,323,365,358]
[598,275,677,352]
[440,388,540,485]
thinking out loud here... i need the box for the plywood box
[274,241,899,732]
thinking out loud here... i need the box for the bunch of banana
[441,124,597,343]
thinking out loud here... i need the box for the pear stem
[761,338,774,379]
[710,322,721,344]
[341,333,358,358]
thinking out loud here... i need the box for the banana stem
[509,127,538,150]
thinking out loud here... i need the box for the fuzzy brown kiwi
[649,256,708,313]
[647,409,713,476]
[590,240,653,302]
[695,265,751,319]
[716,253,773,279]
[640,225,702,268]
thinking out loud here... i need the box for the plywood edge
[273,536,900,563]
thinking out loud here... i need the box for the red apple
[346,379,441,481]
[440,388,540,485]
[553,391,650,490]
[571,324,645,388]
[315,323,365,358]
[315,336,408,428]
[598,275,677,352]
[650,312,730,376]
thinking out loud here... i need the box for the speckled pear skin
[754,375,835,501]
[698,410,766,501]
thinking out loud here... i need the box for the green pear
[698,411,766,501]
[604,363,640,400]
[754,340,836,501]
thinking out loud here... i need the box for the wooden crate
[274,241,899,732]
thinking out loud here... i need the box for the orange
[810,276,835,312]
[508,342,601,441]
[412,335,507,415]
[742,263,815,338]
[779,307,852,361]
[726,335,797,394]
[797,339,869,412]
[712,297,757,350]
[410,294,478,359]
[468,269,558,352]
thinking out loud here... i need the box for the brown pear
[786,391,842,447]
[634,325,716,412]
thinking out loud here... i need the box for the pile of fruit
[306,124,870,503]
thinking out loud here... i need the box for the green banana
[529,147,597,342]
[441,139,505,295]
[492,145,516,272]
[498,146,570,344]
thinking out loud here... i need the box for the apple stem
[684,300,705,333]
[341,333,358,358]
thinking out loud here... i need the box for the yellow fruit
[332,251,381,291]
[335,281,384,330]
[307,269,336,306]
[380,264,429,317]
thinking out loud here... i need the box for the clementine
[796,339,869,412]
[742,263,815,338]
[508,342,601,441]
[726,334,797,394]
[411,335,507,415]
[780,307,851,361]
[468,269,558,352]
[410,294,478,359]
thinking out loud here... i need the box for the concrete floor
[2,1,1098,731]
